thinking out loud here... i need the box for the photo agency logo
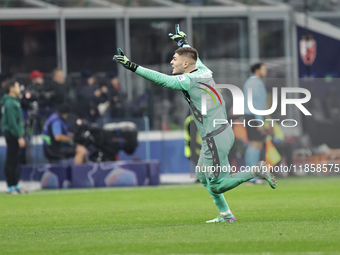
[200,84,312,128]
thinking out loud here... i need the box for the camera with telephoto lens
[20,87,55,110]
[74,120,138,162]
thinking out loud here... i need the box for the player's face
[170,53,186,75]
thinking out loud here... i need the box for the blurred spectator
[0,76,7,99]
[0,76,7,127]
[130,92,149,118]
[24,70,55,119]
[243,63,267,172]
[49,68,68,107]
[76,69,108,123]
[106,72,125,118]
[42,104,87,164]
[243,63,267,184]
[26,70,45,91]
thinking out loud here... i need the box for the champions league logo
[200,84,312,128]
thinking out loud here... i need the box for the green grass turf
[1,177,340,255]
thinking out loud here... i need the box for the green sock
[199,178,230,212]
[210,170,255,194]
[229,169,255,179]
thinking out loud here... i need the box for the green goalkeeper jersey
[135,51,227,138]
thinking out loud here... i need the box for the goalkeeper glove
[113,48,139,72]
[168,24,188,47]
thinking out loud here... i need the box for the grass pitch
[1,177,340,255]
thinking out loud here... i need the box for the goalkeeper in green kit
[113,24,277,223]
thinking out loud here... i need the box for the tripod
[24,101,42,165]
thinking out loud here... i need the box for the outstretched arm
[113,48,190,91]
[136,67,190,91]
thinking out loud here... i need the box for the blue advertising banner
[20,160,160,189]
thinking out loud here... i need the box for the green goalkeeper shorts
[196,126,235,180]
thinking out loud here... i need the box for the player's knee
[210,185,218,193]
[210,185,222,194]
[76,145,87,155]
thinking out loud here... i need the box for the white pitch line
[18,184,203,196]
[107,252,340,255]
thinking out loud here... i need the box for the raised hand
[168,24,188,47]
[113,48,139,72]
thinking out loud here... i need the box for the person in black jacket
[50,68,68,107]
[106,72,125,118]
[76,69,108,122]
[25,70,54,120]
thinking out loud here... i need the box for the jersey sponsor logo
[177,75,186,81]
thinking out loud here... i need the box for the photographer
[24,70,55,119]
[26,70,45,93]
[42,104,87,165]
[0,79,26,194]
